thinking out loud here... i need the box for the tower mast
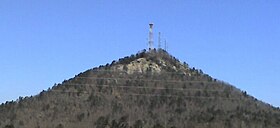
[148,23,154,50]
[164,39,167,52]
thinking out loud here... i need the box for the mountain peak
[105,49,190,74]
[1,48,280,128]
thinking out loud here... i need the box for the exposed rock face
[111,50,189,75]
[0,49,279,128]
[122,58,161,74]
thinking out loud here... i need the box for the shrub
[111,116,129,128]
[77,113,85,122]
[133,120,144,128]
[153,124,164,128]
[4,125,14,128]
[55,124,64,128]
[95,116,109,128]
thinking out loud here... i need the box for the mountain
[0,49,280,128]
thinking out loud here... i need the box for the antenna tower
[148,23,154,50]
[158,32,161,49]
[164,39,167,51]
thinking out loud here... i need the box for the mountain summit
[0,49,280,128]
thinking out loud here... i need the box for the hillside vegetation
[0,49,280,128]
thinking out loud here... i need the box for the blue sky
[0,0,280,107]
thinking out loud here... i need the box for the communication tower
[158,32,161,49]
[164,39,168,51]
[148,23,154,50]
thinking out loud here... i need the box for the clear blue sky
[1,0,280,107]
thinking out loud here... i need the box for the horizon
[0,0,280,107]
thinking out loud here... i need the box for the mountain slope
[0,49,280,128]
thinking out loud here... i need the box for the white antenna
[158,32,161,49]
[148,23,154,50]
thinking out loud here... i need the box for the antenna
[158,32,161,49]
[148,23,154,50]
[164,39,167,51]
